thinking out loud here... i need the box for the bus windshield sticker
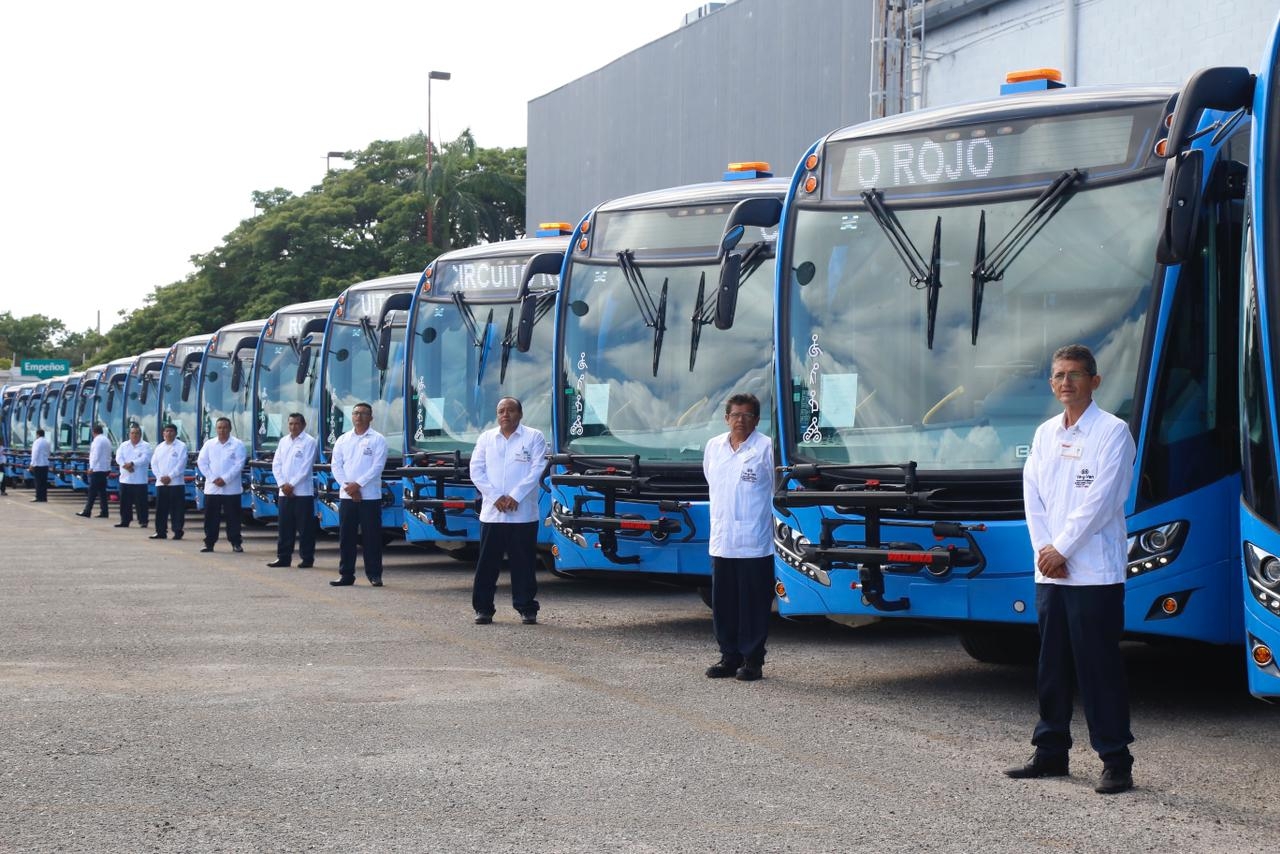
[819,373,859,429]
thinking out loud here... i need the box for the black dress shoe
[200,546,214,553]
[172,532,183,540]
[97,513,110,518]
[231,544,244,553]
[114,523,130,528]
[520,612,537,625]
[329,578,354,586]
[474,612,494,625]
[266,559,290,568]
[370,580,383,587]
[75,512,91,518]
[1095,767,1134,794]
[1005,753,1069,779]
[735,663,763,682]
[149,533,167,540]
[705,657,743,679]
[297,560,314,568]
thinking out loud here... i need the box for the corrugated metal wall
[526,0,873,227]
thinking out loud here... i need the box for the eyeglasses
[1050,370,1092,385]
[726,411,758,421]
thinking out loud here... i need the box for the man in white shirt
[702,392,776,681]
[150,423,188,540]
[114,424,152,528]
[29,428,52,502]
[197,416,248,553]
[268,412,319,569]
[77,425,113,518]
[1007,343,1136,795]
[469,397,548,625]
[329,402,388,586]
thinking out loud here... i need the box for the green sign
[21,358,71,379]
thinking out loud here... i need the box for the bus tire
[958,625,1040,666]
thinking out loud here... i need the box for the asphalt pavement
[1,488,1278,853]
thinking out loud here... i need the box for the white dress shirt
[198,436,248,495]
[1023,401,1135,586]
[88,434,113,472]
[30,436,51,467]
[152,439,188,485]
[703,429,775,559]
[115,440,152,485]
[330,428,388,501]
[272,432,318,497]
[471,424,548,524]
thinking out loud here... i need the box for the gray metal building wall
[526,0,873,228]
[922,0,1278,108]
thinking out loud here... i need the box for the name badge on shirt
[1059,442,1082,459]
[516,446,532,463]
[363,447,373,456]
[295,450,304,459]
[740,467,759,483]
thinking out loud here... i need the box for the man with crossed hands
[328,402,388,587]
[150,423,188,540]
[268,412,318,569]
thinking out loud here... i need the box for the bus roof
[593,176,791,214]
[431,235,572,265]
[824,83,1178,146]
[270,298,336,318]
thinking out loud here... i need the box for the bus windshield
[410,292,555,455]
[560,256,775,460]
[101,372,129,445]
[785,174,1161,468]
[202,355,255,445]
[124,373,161,441]
[159,366,201,447]
[323,319,406,455]
[256,339,323,452]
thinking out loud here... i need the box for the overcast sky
[0,0,709,337]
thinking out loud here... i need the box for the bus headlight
[1126,521,1187,578]
[774,523,829,586]
[1244,542,1280,613]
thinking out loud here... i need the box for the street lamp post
[426,70,451,246]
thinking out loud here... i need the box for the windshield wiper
[860,190,943,349]
[449,292,496,386]
[358,316,379,354]
[617,250,668,376]
[971,169,1083,345]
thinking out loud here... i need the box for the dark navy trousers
[154,485,186,536]
[119,483,148,527]
[82,472,109,515]
[276,494,316,564]
[1032,582,1134,769]
[203,494,243,548]
[31,466,49,501]
[711,554,775,666]
[338,498,382,582]
[472,521,539,616]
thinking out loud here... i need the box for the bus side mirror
[715,251,742,331]
[181,371,194,402]
[231,358,244,393]
[1156,149,1203,265]
[374,293,413,371]
[139,382,150,405]
[516,293,538,353]
[296,347,311,385]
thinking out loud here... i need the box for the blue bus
[548,165,786,588]
[196,320,267,512]
[158,335,214,503]
[248,299,334,520]
[5,382,37,483]
[49,373,83,487]
[398,232,570,558]
[768,76,1252,664]
[68,364,111,489]
[313,274,416,533]
[1157,17,1280,698]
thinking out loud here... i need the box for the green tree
[99,132,527,360]
[0,312,67,360]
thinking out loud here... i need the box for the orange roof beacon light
[724,161,772,181]
[1001,67,1066,96]
[536,222,573,237]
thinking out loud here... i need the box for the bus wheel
[958,626,1040,666]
